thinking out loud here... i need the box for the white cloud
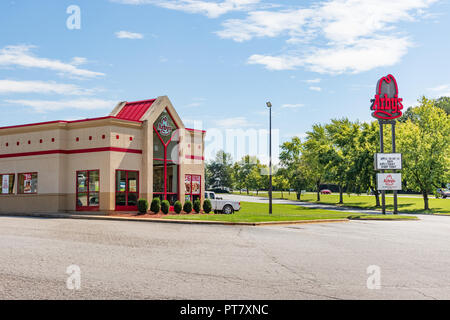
[281,103,304,109]
[0,80,95,95]
[112,0,261,18]
[70,57,88,66]
[305,78,320,83]
[309,86,322,92]
[115,31,144,39]
[219,0,437,74]
[428,84,450,97]
[0,45,104,78]
[217,8,315,42]
[248,54,303,71]
[304,36,411,74]
[4,98,115,113]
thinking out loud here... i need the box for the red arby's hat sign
[370,74,403,120]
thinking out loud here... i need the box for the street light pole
[266,101,272,215]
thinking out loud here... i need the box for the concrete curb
[0,212,349,226]
[348,217,419,221]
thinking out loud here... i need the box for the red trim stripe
[185,155,204,160]
[185,128,206,133]
[0,147,142,159]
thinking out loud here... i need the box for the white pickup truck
[204,191,241,214]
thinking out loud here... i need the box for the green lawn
[233,191,450,215]
[160,201,416,223]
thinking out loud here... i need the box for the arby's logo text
[370,74,403,120]
[384,174,396,186]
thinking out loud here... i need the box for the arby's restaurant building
[0,96,205,213]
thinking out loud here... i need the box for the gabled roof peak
[115,99,156,121]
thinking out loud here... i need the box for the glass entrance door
[115,170,139,211]
[76,170,99,211]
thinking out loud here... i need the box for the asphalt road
[0,215,449,300]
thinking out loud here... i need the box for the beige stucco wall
[0,96,205,213]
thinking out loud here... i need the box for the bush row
[137,198,212,215]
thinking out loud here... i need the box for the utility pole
[266,101,272,215]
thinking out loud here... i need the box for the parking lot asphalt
[0,214,449,300]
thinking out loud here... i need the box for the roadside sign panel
[377,173,402,191]
[374,153,402,170]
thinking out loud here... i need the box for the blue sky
[1,0,449,162]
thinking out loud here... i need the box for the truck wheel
[223,205,234,214]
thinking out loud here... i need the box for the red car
[320,189,332,194]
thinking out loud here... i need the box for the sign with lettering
[157,115,173,137]
[374,153,402,170]
[370,74,403,120]
[377,173,402,191]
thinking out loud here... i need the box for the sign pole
[392,122,398,214]
[269,104,272,215]
[266,101,273,215]
[371,75,403,215]
[379,120,386,215]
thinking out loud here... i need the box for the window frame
[17,172,38,195]
[76,169,100,211]
[184,174,201,202]
[152,108,180,204]
[0,173,16,195]
[115,169,140,211]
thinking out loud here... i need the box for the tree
[325,118,360,204]
[234,155,259,194]
[397,97,450,210]
[232,162,244,193]
[279,136,309,200]
[302,124,330,201]
[246,166,262,195]
[274,169,289,198]
[434,96,450,115]
[205,150,233,190]
[350,121,381,207]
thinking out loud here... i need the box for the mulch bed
[108,212,214,218]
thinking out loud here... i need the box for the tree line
[205,97,450,210]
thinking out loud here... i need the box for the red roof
[115,99,156,121]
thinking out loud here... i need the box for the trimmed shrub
[203,199,212,214]
[161,200,170,214]
[137,198,149,214]
[150,197,161,214]
[193,199,201,213]
[183,200,193,214]
[174,201,182,214]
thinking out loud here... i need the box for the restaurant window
[152,109,179,205]
[76,170,99,210]
[0,174,15,195]
[18,173,38,194]
[116,170,139,210]
[185,174,201,202]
